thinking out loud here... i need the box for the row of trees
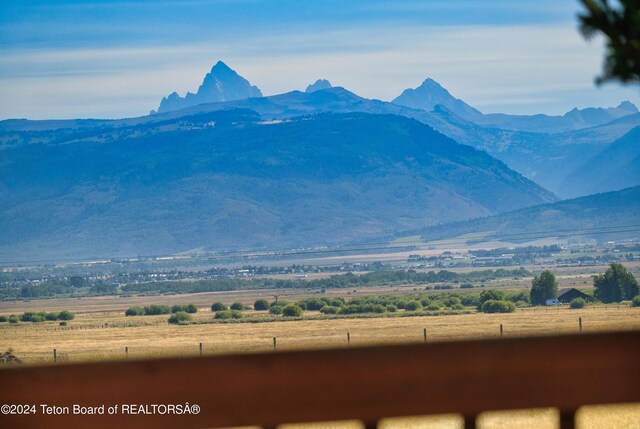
[0,310,75,324]
[125,304,198,316]
[530,263,638,305]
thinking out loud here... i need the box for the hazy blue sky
[1,0,638,119]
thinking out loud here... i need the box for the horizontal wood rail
[1,331,639,429]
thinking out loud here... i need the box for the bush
[254,299,270,311]
[460,283,474,289]
[45,312,60,321]
[451,303,465,310]
[320,305,340,314]
[282,304,303,317]
[20,312,39,322]
[444,296,462,307]
[631,295,640,307]
[211,302,228,312]
[168,311,193,324]
[143,305,170,315]
[570,298,587,309]
[125,307,145,316]
[479,290,505,305]
[269,305,284,315]
[404,301,423,311]
[171,304,198,314]
[58,310,75,321]
[59,321,67,326]
[8,315,18,324]
[214,310,243,319]
[0,315,7,323]
[30,314,45,323]
[297,297,327,311]
[386,304,398,312]
[230,302,245,311]
[481,300,516,313]
[427,301,444,311]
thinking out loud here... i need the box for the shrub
[30,314,45,323]
[570,298,587,309]
[269,305,284,315]
[168,311,193,324]
[282,304,303,317]
[481,300,516,313]
[143,305,170,315]
[211,302,228,312]
[320,305,340,314]
[254,299,270,311]
[297,297,327,311]
[215,310,243,319]
[125,307,145,316]
[386,304,398,312]
[444,296,462,307]
[0,315,7,323]
[451,303,465,310]
[58,310,75,321]
[479,290,505,305]
[404,301,423,311]
[460,283,474,289]
[171,304,198,313]
[8,315,19,324]
[427,301,444,311]
[59,321,67,326]
[630,295,640,307]
[230,302,245,311]
[20,312,38,322]
[45,312,60,321]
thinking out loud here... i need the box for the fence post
[579,317,583,332]
[53,349,57,363]
[347,332,350,344]
[273,337,277,351]
[500,324,504,337]
[125,346,128,359]
[424,328,427,343]
[199,342,203,356]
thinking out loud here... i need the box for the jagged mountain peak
[305,79,332,93]
[392,77,481,119]
[618,100,638,113]
[157,60,263,113]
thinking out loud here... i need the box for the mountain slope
[0,112,555,262]
[392,78,482,119]
[559,126,640,197]
[157,61,262,113]
[392,79,638,133]
[419,186,640,244]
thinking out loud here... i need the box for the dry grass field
[1,271,639,428]
[2,304,639,362]
[3,306,639,428]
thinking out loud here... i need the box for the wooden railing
[1,331,639,429]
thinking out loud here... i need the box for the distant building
[557,288,593,304]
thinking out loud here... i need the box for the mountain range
[392,78,638,134]
[1,60,638,261]
[156,61,262,114]
[0,112,554,261]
